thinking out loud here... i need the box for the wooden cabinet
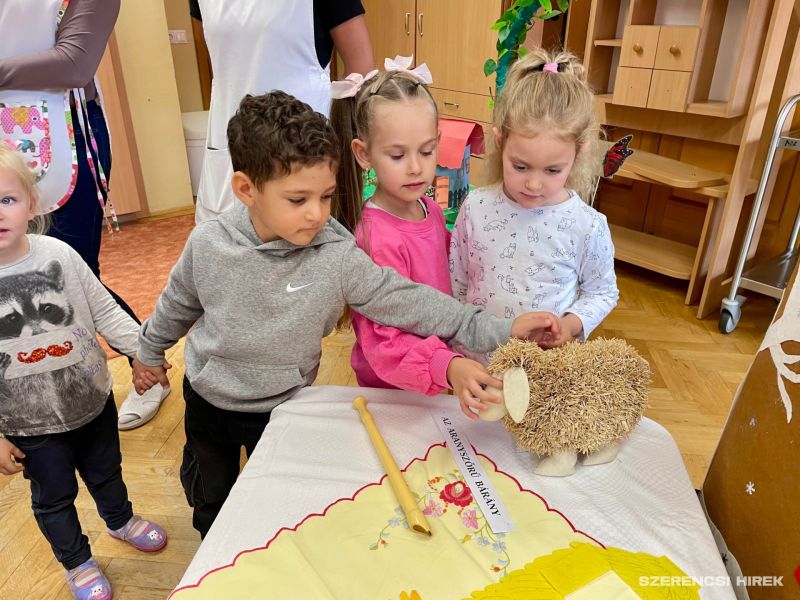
[584,0,768,118]
[614,25,699,112]
[361,0,502,185]
[363,0,501,96]
[362,0,415,69]
[575,0,799,320]
[414,0,499,97]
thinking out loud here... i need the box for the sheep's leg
[534,451,578,477]
[581,441,620,466]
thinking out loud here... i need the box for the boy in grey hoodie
[132,92,559,537]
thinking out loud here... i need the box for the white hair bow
[384,55,433,84]
[330,70,379,99]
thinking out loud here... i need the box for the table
[173,385,735,599]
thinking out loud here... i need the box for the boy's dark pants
[181,377,271,538]
[7,394,133,570]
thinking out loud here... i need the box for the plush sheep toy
[482,337,651,477]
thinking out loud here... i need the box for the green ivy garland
[484,0,568,98]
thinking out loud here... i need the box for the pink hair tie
[543,63,559,73]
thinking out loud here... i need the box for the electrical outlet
[168,30,188,44]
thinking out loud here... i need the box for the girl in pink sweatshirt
[330,60,508,420]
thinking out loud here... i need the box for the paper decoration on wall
[757,268,800,423]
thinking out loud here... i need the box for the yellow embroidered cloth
[172,445,698,600]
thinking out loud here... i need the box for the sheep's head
[479,366,530,423]
[484,338,650,457]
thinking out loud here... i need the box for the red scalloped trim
[170,443,602,597]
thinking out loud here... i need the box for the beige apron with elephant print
[0,0,108,219]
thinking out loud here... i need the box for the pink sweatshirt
[351,196,461,395]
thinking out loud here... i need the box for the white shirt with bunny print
[449,184,618,346]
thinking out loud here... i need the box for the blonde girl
[450,49,619,353]
[0,144,167,600]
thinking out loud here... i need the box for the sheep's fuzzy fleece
[488,338,650,455]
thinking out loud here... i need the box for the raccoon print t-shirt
[0,235,140,436]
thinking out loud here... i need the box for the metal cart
[719,94,800,333]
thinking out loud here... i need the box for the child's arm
[68,247,139,356]
[342,245,558,353]
[449,201,471,300]
[67,246,173,392]
[137,230,204,369]
[543,216,618,347]
[352,310,461,396]
[351,236,470,396]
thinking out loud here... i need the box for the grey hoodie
[138,203,512,412]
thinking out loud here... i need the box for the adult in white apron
[0,0,171,432]
[193,0,374,223]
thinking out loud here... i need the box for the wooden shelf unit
[609,225,695,280]
[606,145,760,304]
[594,38,623,47]
[568,0,800,318]
[583,0,770,117]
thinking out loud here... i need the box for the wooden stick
[352,396,431,536]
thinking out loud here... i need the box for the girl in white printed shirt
[450,48,618,358]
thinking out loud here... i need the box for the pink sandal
[108,515,167,552]
[66,558,112,600]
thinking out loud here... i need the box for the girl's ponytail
[329,96,364,234]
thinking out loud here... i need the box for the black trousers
[7,394,133,569]
[180,377,271,538]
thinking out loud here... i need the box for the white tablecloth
[175,385,735,599]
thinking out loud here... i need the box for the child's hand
[132,357,172,395]
[511,311,561,344]
[0,438,25,475]
[539,314,583,349]
[447,357,503,421]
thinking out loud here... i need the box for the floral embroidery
[369,469,511,576]
[461,509,479,530]
[422,499,444,517]
[439,481,472,507]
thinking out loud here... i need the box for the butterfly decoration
[602,134,634,178]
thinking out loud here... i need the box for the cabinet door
[647,70,691,112]
[612,67,652,108]
[362,0,415,69]
[654,26,700,72]
[416,0,502,96]
[620,25,660,69]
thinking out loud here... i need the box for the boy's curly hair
[227,91,340,189]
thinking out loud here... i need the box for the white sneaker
[117,384,171,430]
